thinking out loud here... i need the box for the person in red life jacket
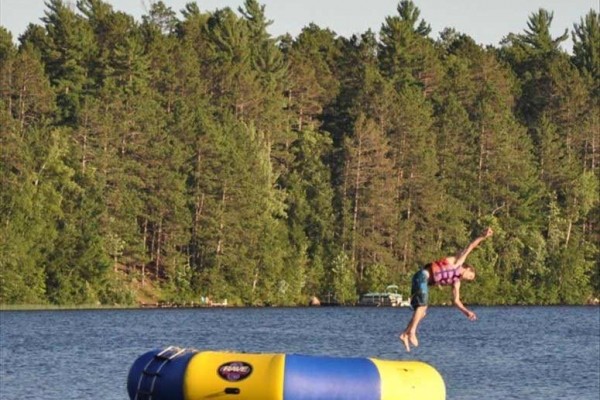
[399,227,494,352]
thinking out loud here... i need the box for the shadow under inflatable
[127,346,446,400]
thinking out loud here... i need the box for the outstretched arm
[455,227,493,266]
[452,281,476,320]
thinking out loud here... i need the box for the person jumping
[399,227,494,352]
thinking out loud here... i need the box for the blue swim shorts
[410,269,429,309]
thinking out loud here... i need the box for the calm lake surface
[0,306,599,400]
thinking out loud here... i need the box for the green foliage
[572,10,600,96]
[284,129,336,297]
[1,1,597,306]
[331,252,357,304]
[361,263,390,293]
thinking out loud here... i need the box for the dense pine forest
[1,0,598,307]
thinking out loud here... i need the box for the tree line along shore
[1,1,598,307]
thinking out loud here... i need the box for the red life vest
[427,258,462,286]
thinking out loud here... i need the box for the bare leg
[399,331,411,352]
[400,306,427,351]
[408,306,427,346]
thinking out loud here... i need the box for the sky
[1,0,598,52]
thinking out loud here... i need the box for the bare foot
[399,333,411,352]
[409,333,419,347]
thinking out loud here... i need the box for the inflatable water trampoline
[127,346,446,400]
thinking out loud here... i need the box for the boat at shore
[358,285,410,307]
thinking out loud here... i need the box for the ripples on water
[1,306,599,399]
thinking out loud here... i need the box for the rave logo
[217,361,253,382]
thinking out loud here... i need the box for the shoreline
[1,303,598,311]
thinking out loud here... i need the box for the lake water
[0,306,599,400]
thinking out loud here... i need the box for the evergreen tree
[345,114,396,282]
[35,0,97,125]
[388,86,443,273]
[502,9,598,302]
[44,165,111,304]
[325,31,392,270]
[378,0,441,93]
[1,43,55,129]
[572,11,600,296]
[238,0,289,171]
[284,129,336,298]
[195,118,288,305]
[284,24,340,132]
[500,8,570,127]
[572,10,600,96]
[0,35,57,303]
[203,7,261,122]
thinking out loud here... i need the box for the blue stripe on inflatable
[283,354,381,400]
[126,349,195,400]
